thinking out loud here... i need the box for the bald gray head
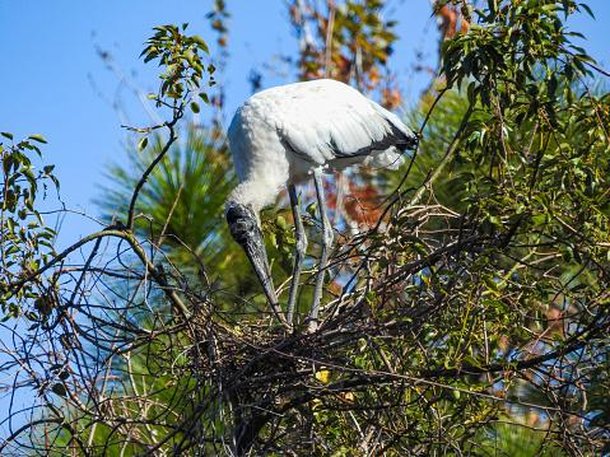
[226,201,279,309]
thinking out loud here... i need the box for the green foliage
[141,23,215,109]
[362,0,610,453]
[0,132,57,320]
[475,420,565,456]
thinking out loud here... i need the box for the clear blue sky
[0,0,608,440]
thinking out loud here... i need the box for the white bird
[225,78,418,331]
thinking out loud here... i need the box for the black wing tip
[328,123,419,159]
[390,124,419,152]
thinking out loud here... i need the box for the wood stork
[225,78,418,331]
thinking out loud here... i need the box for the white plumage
[227,78,415,211]
[225,78,418,330]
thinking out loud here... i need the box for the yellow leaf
[315,369,331,384]
[341,392,355,402]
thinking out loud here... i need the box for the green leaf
[51,383,67,397]
[1,132,14,140]
[190,101,200,113]
[579,2,595,19]
[137,136,149,152]
[191,35,210,54]
[28,134,47,144]
[275,215,288,230]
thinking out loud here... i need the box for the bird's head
[225,201,279,307]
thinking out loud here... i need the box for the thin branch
[126,117,180,230]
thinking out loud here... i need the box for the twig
[407,102,474,207]
[6,227,191,319]
[126,118,180,230]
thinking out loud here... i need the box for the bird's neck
[227,179,281,213]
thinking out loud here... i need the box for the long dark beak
[226,202,290,328]
[243,229,289,327]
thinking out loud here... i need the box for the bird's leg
[287,184,308,326]
[308,168,334,332]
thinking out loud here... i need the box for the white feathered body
[227,79,415,211]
